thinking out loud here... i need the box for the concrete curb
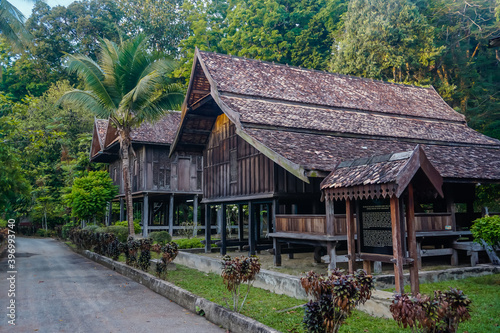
[68,246,279,333]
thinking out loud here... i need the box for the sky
[15,0,75,19]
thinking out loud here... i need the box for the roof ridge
[198,50,434,91]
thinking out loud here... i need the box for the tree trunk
[119,130,135,237]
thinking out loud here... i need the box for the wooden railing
[275,213,453,236]
[275,215,327,235]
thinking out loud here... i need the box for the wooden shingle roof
[173,49,500,183]
[321,146,443,200]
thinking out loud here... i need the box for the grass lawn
[164,265,500,333]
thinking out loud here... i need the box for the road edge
[64,242,280,333]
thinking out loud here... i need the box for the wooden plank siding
[110,145,202,195]
[204,114,275,199]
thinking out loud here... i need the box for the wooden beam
[346,198,356,274]
[405,183,419,295]
[391,195,405,294]
[119,198,125,222]
[326,199,335,236]
[273,237,282,266]
[193,195,199,237]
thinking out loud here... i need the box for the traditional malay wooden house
[90,112,203,237]
[171,49,500,291]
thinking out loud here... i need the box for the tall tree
[330,0,442,84]
[0,0,33,51]
[58,35,184,236]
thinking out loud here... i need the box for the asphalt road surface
[0,237,225,333]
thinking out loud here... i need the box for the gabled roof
[172,49,500,183]
[321,145,443,200]
[90,112,182,162]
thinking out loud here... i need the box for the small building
[90,112,203,236]
[171,48,500,273]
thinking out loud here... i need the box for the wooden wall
[204,114,275,199]
[109,145,202,195]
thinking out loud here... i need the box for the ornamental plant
[471,215,500,248]
[151,242,179,279]
[221,255,261,313]
[390,288,472,333]
[300,269,374,333]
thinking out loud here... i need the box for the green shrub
[36,229,56,237]
[96,225,129,242]
[0,219,7,228]
[62,221,78,239]
[176,238,204,249]
[115,220,141,234]
[83,225,100,233]
[149,231,172,245]
[471,215,500,247]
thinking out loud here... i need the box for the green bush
[62,222,78,239]
[36,229,56,237]
[0,219,7,228]
[115,220,141,234]
[83,225,100,233]
[471,215,500,247]
[149,231,172,245]
[176,238,204,249]
[96,225,129,242]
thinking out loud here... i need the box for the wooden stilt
[363,260,372,274]
[119,198,125,222]
[205,204,211,253]
[273,237,282,266]
[346,198,356,274]
[405,183,419,295]
[221,204,227,255]
[391,195,404,294]
[142,194,149,237]
[192,195,198,237]
[168,195,174,236]
[248,201,256,256]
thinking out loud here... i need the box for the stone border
[68,245,279,333]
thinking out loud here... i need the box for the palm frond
[58,90,110,119]
[0,0,32,51]
[65,54,117,110]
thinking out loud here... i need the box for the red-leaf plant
[390,288,472,333]
[300,269,374,333]
[221,255,261,313]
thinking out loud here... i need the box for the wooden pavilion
[90,112,203,237]
[171,49,500,279]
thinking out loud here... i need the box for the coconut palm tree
[58,35,184,236]
[0,0,33,51]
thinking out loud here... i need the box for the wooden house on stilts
[170,49,500,292]
[90,112,203,237]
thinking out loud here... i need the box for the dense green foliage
[471,215,500,247]
[1,0,499,228]
[149,231,172,245]
[65,171,117,222]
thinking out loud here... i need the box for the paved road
[0,237,225,333]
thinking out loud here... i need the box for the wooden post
[205,204,211,253]
[391,195,404,294]
[363,260,372,275]
[326,198,335,236]
[248,201,256,256]
[238,204,244,242]
[142,194,149,237]
[273,237,282,266]
[119,198,125,222]
[192,195,199,237]
[169,194,174,235]
[346,198,356,274]
[327,242,338,270]
[272,199,278,234]
[220,204,227,255]
[405,183,419,295]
